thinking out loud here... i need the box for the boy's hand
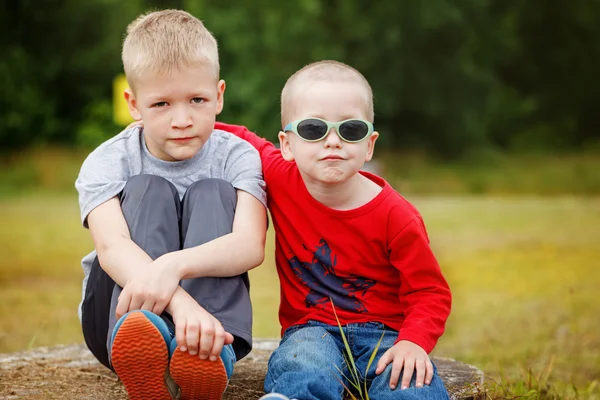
[115,253,181,319]
[170,295,234,361]
[375,340,433,390]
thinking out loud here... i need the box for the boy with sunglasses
[219,60,452,400]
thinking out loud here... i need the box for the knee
[273,327,341,367]
[185,178,236,206]
[266,328,345,398]
[122,174,177,201]
[121,175,179,211]
[187,178,234,196]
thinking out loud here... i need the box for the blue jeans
[264,321,450,400]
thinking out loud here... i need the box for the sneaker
[110,310,176,400]
[169,338,235,400]
[259,394,291,400]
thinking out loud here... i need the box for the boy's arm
[168,189,267,279]
[215,122,283,177]
[164,139,267,279]
[389,216,452,353]
[88,198,235,360]
[215,122,272,154]
[87,197,182,317]
[87,197,151,286]
[374,214,452,390]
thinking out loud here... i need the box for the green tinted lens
[296,119,328,141]
[339,120,370,141]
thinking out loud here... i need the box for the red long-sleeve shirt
[216,123,451,353]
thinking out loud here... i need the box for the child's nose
[171,106,193,129]
[323,128,342,147]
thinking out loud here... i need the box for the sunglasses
[284,118,374,143]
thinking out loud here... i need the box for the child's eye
[153,101,168,107]
[191,97,205,104]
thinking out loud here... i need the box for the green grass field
[1,193,598,398]
[1,149,599,398]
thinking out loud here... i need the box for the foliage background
[2,0,599,157]
[1,1,599,399]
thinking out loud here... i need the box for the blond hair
[280,60,374,127]
[122,9,219,88]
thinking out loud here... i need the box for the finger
[224,332,234,345]
[199,322,215,360]
[389,357,404,389]
[210,325,225,361]
[186,322,200,356]
[152,298,166,316]
[400,357,415,390]
[140,299,155,312]
[425,359,434,385]
[176,319,187,352]
[415,359,426,388]
[128,293,144,312]
[376,350,392,375]
[115,290,131,319]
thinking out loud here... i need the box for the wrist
[165,287,185,314]
[163,251,186,280]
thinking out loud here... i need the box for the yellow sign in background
[113,74,134,126]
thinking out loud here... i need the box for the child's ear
[215,79,226,115]
[278,131,295,161]
[364,131,379,162]
[124,89,142,121]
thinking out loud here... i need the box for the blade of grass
[341,353,362,392]
[332,370,359,400]
[334,364,361,393]
[363,330,386,400]
[329,297,362,398]
[330,298,363,397]
[541,355,555,384]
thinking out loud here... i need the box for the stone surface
[1,341,484,399]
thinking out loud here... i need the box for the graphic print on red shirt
[289,239,376,313]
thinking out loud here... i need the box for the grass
[2,147,600,197]
[378,150,600,196]
[1,149,599,398]
[2,193,598,398]
[331,298,385,400]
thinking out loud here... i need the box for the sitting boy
[75,10,266,400]
[220,60,452,400]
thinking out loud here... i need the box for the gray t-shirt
[75,126,266,319]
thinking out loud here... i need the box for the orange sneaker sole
[111,312,171,400]
[169,349,228,400]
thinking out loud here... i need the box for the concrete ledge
[1,341,484,399]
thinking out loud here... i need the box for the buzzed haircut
[280,60,374,126]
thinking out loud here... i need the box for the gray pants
[81,175,252,369]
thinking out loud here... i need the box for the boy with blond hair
[221,60,452,400]
[75,10,267,400]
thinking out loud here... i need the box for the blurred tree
[1,0,599,157]
[1,0,142,151]
[494,0,600,152]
